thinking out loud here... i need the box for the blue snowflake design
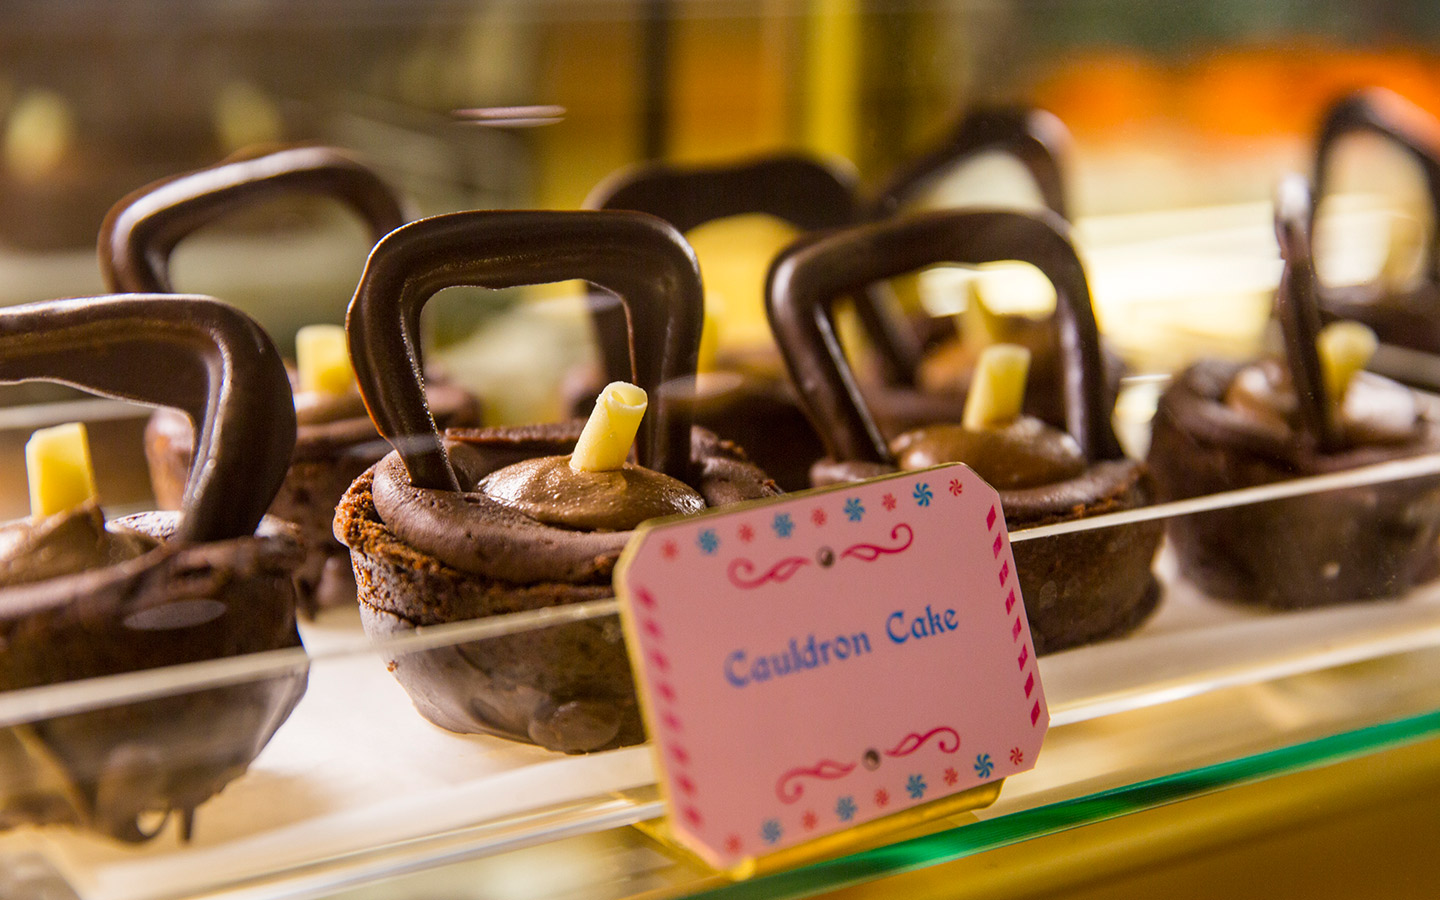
[906,773,927,800]
[835,795,857,821]
[772,512,795,538]
[913,482,933,507]
[697,529,719,555]
[761,818,783,844]
[843,497,865,522]
[974,753,995,779]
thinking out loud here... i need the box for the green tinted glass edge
[692,708,1440,900]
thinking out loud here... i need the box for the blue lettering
[886,611,907,643]
[725,650,748,687]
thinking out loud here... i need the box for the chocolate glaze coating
[0,295,307,842]
[1312,89,1440,354]
[1149,175,1440,608]
[770,210,1159,654]
[582,153,860,490]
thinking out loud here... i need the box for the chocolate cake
[854,106,1123,435]
[0,295,307,842]
[1312,88,1440,353]
[99,145,479,613]
[769,208,1161,654]
[575,153,859,490]
[1148,175,1440,608]
[335,210,777,753]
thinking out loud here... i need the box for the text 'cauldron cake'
[1148,175,1440,609]
[0,295,307,842]
[768,208,1162,655]
[98,144,479,613]
[334,209,777,754]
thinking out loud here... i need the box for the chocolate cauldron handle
[1275,175,1341,452]
[868,105,1072,221]
[100,145,411,294]
[1313,89,1440,284]
[347,209,703,491]
[859,106,1073,389]
[0,295,295,543]
[766,208,1119,465]
[584,154,859,386]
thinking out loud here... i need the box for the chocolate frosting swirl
[890,417,1087,489]
[480,457,705,532]
[99,145,409,295]
[0,502,157,588]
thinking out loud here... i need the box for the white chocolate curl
[296,323,355,396]
[962,344,1031,430]
[570,381,649,472]
[1317,320,1378,408]
[26,422,97,518]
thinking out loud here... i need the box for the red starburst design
[811,508,827,526]
[662,540,678,559]
[882,493,897,511]
[949,478,964,496]
[1010,747,1024,765]
[738,524,754,542]
[943,767,958,785]
[802,810,818,830]
[874,788,889,807]
[726,834,742,854]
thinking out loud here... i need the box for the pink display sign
[615,463,1048,869]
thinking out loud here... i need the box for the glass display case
[3,2,1440,898]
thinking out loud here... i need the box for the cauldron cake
[335,210,777,753]
[99,145,480,612]
[768,209,1161,654]
[577,153,859,490]
[1148,175,1440,609]
[1312,88,1440,353]
[854,106,1123,436]
[0,295,307,842]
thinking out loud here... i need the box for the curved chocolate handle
[1274,175,1340,452]
[767,209,1119,465]
[584,154,858,384]
[100,145,411,293]
[347,209,703,491]
[859,107,1073,388]
[0,295,295,543]
[1313,89,1440,283]
[868,106,1072,221]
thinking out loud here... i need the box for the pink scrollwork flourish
[776,759,858,803]
[728,556,812,590]
[840,523,914,563]
[885,726,961,757]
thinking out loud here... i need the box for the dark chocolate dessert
[99,145,479,613]
[854,106,1123,435]
[1312,88,1440,354]
[1148,175,1440,608]
[768,209,1160,654]
[576,153,859,490]
[335,210,777,753]
[0,295,307,842]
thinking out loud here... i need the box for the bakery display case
[5,1,1440,898]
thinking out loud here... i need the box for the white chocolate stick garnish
[296,323,355,396]
[26,421,97,518]
[570,381,648,472]
[1317,320,1378,412]
[962,343,1031,430]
